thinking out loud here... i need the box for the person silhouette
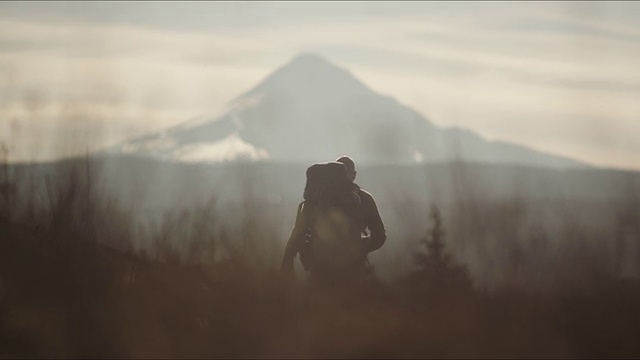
[335,155,386,256]
[280,156,386,287]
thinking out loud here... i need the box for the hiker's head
[336,155,357,181]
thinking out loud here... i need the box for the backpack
[298,162,365,273]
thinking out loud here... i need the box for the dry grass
[1,159,640,358]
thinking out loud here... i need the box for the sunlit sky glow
[1,1,639,170]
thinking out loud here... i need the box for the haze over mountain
[114,53,586,168]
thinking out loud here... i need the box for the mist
[2,2,640,358]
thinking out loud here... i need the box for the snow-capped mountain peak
[113,53,585,168]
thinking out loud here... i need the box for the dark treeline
[1,157,640,358]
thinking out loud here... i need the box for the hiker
[335,155,386,255]
[280,157,386,287]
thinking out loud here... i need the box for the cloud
[348,60,640,169]
[1,3,640,170]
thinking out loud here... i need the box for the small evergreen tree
[408,205,472,297]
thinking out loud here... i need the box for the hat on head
[336,155,356,173]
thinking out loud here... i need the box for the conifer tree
[409,205,472,295]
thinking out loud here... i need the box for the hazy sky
[1,1,639,169]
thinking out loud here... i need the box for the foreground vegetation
[1,158,639,358]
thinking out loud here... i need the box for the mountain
[113,52,586,168]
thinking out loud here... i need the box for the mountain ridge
[112,52,588,168]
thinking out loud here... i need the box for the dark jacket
[353,183,387,253]
[280,183,386,272]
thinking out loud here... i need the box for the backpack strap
[350,187,366,235]
[296,201,309,233]
[297,200,316,240]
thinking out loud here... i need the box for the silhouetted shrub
[405,205,473,299]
